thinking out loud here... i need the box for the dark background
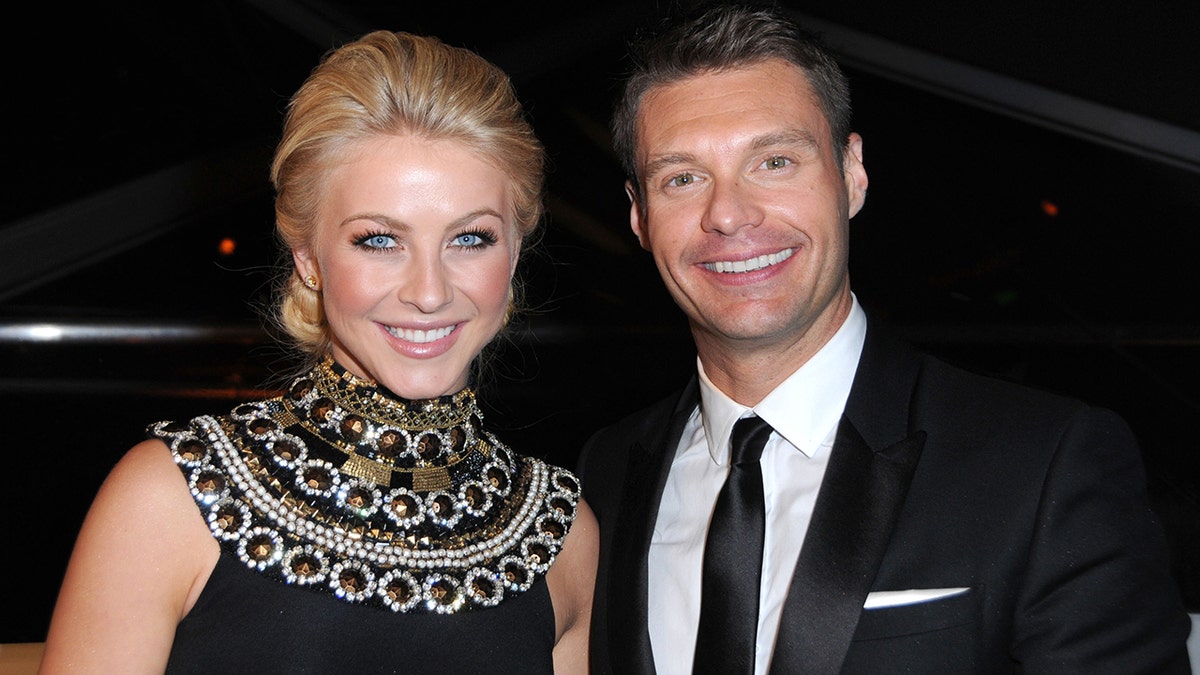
[3,0,1197,644]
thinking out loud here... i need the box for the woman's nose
[398,253,453,313]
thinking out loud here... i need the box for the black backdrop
[3,1,1197,644]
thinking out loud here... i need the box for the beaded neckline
[306,357,477,439]
[150,356,582,614]
[271,356,487,488]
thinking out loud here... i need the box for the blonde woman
[41,31,596,674]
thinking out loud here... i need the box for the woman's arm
[547,497,599,674]
[39,439,219,673]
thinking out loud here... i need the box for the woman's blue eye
[451,230,497,249]
[357,233,396,250]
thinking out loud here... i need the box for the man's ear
[627,181,650,250]
[844,133,869,218]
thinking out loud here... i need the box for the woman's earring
[304,275,320,291]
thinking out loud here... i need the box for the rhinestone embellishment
[149,358,580,614]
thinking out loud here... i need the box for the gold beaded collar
[150,356,583,614]
[307,356,477,432]
[276,356,489,489]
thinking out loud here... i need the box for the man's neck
[695,294,853,407]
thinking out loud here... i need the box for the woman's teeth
[385,325,455,343]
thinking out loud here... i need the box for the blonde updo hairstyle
[271,30,545,357]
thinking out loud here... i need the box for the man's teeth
[385,325,455,343]
[704,248,795,273]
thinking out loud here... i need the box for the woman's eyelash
[351,229,500,251]
[453,229,499,248]
[353,231,397,250]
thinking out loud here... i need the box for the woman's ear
[509,236,522,278]
[292,246,315,280]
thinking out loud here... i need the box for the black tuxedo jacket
[577,320,1191,674]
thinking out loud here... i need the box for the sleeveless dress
[149,357,581,673]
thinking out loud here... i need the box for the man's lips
[702,247,795,273]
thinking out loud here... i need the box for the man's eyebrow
[750,128,820,151]
[642,153,696,180]
[641,129,821,180]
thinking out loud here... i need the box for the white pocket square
[863,587,970,609]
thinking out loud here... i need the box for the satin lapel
[769,321,927,674]
[609,379,699,674]
[770,419,924,674]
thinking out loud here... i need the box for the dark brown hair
[612,3,852,200]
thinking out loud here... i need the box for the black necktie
[693,415,774,675]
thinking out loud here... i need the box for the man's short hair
[612,3,853,199]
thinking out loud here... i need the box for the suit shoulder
[915,353,1130,439]
[576,384,690,489]
[922,355,1076,407]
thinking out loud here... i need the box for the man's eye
[762,155,791,170]
[668,172,696,187]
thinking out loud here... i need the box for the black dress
[165,554,554,673]
[150,357,581,673]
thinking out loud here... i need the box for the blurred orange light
[1040,200,1059,217]
[219,237,237,255]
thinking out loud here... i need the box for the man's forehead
[639,127,822,177]
[642,59,817,105]
[639,61,823,120]
[635,65,830,159]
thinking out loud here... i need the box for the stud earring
[304,275,320,291]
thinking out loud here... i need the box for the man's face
[631,58,867,362]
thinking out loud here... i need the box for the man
[577,4,1191,674]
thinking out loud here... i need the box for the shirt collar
[698,294,867,462]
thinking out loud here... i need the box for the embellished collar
[282,356,488,488]
[150,355,582,614]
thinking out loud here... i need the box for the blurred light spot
[219,237,237,255]
[1040,200,1059,217]
[29,324,65,340]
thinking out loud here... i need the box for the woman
[40,30,596,673]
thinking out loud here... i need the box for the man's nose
[700,178,764,236]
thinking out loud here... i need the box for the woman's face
[293,134,520,399]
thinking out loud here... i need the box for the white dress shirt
[648,296,867,675]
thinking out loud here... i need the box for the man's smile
[702,247,795,274]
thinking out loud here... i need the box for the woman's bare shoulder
[39,437,219,672]
[547,497,598,671]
